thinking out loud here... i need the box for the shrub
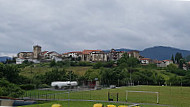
[38,84,50,88]
[0,79,24,98]
[20,84,35,90]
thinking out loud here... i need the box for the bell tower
[33,45,41,59]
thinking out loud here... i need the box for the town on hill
[16,45,180,69]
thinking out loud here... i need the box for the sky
[0,0,190,57]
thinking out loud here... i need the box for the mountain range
[0,56,12,62]
[114,46,190,61]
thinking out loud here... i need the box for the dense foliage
[0,79,24,98]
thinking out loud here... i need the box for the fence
[20,81,189,107]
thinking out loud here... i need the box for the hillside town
[16,45,174,68]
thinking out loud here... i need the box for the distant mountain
[103,48,137,52]
[140,46,190,60]
[0,56,12,62]
[115,48,135,52]
[105,46,190,61]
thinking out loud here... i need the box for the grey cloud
[0,0,190,56]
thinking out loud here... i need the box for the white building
[140,58,152,64]
[52,56,62,62]
[16,58,25,64]
[157,60,173,67]
[46,51,60,59]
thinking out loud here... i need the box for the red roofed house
[127,51,140,59]
[68,51,83,58]
[81,50,102,61]
[108,49,125,61]
[90,51,108,62]
[140,58,152,65]
[157,60,173,67]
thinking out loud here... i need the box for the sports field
[21,85,190,107]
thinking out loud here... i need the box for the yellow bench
[118,105,128,107]
[93,103,104,107]
[106,105,116,107]
[52,104,62,107]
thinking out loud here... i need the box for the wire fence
[19,80,190,107]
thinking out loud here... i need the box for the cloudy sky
[0,0,190,56]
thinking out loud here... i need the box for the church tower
[33,45,41,59]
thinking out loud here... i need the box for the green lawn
[21,85,190,107]
[19,101,163,107]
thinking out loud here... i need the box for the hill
[0,56,12,62]
[140,46,190,60]
[103,48,137,52]
[110,46,190,60]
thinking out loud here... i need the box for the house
[16,58,40,64]
[17,52,33,59]
[140,58,152,65]
[90,51,108,62]
[16,58,25,64]
[67,51,82,58]
[62,52,69,58]
[52,56,62,62]
[62,51,83,61]
[128,51,140,59]
[46,51,60,59]
[17,45,42,60]
[41,51,49,59]
[28,59,40,64]
[157,60,173,67]
[81,50,102,61]
[108,49,124,61]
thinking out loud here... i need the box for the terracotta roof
[163,60,172,62]
[48,51,59,54]
[63,52,69,55]
[82,50,102,54]
[69,51,82,54]
[140,58,151,60]
[41,51,48,55]
[130,50,139,53]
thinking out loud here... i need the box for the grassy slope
[136,67,175,81]
[66,66,92,76]
[20,66,92,78]
[23,86,190,107]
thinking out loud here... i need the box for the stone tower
[33,45,41,59]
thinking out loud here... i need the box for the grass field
[21,85,190,107]
[19,101,163,107]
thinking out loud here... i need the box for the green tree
[93,62,103,69]
[175,52,183,64]
[0,79,24,98]
[43,68,67,84]
[117,53,129,65]
[84,69,101,80]
[182,73,190,86]
[50,59,56,67]
[171,54,175,63]
[167,76,181,86]
[0,64,20,84]
[179,59,185,69]
[127,57,139,68]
